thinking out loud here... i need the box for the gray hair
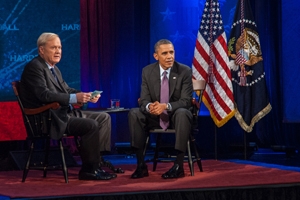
[37,32,59,48]
[154,39,173,53]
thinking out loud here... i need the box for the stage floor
[1,157,300,200]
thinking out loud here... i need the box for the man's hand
[149,101,167,115]
[89,92,100,103]
[76,92,92,104]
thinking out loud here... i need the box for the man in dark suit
[128,39,193,179]
[20,32,122,180]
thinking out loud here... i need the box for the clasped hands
[149,101,167,115]
[76,92,100,104]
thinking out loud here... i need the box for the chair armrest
[72,103,83,109]
[23,102,60,115]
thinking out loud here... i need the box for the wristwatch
[166,103,170,111]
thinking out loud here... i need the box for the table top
[86,107,130,113]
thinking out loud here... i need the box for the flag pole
[244,131,247,160]
[214,125,218,160]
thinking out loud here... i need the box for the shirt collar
[45,62,54,70]
[159,65,171,76]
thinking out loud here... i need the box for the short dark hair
[154,39,173,53]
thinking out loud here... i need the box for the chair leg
[191,135,203,172]
[43,138,50,178]
[153,133,162,172]
[59,140,68,183]
[74,136,81,150]
[143,135,150,158]
[22,140,35,182]
[187,140,194,176]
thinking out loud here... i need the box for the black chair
[143,79,206,176]
[12,81,71,183]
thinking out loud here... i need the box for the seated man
[128,39,193,179]
[19,32,123,180]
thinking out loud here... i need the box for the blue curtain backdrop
[281,1,300,122]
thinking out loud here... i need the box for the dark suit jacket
[20,56,80,139]
[139,61,193,115]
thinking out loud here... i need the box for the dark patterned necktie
[50,68,58,82]
[160,71,169,130]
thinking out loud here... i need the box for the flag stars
[231,19,257,28]
[199,0,225,42]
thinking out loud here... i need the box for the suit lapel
[48,66,67,93]
[54,67,68,93]
[169,64,178,97]
[48,68,59,86]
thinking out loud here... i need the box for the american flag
[192,0,235,127]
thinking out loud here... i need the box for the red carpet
[1,160,300,199]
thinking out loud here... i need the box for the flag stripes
[192,2,235,128]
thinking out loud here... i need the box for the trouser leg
[172,108,193,153]
[66,117,100,170]
[81,111,111,152]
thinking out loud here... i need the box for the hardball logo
[10,54,36,62]
[61,24,80,31]
[0,24,19,31]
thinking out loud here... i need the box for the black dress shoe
[97,168,117,179]
[161,164,184,179]
[100,158,125,173]
[131,164,149,179]
[78,169,113,180]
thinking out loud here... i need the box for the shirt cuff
[69,94,77,104]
